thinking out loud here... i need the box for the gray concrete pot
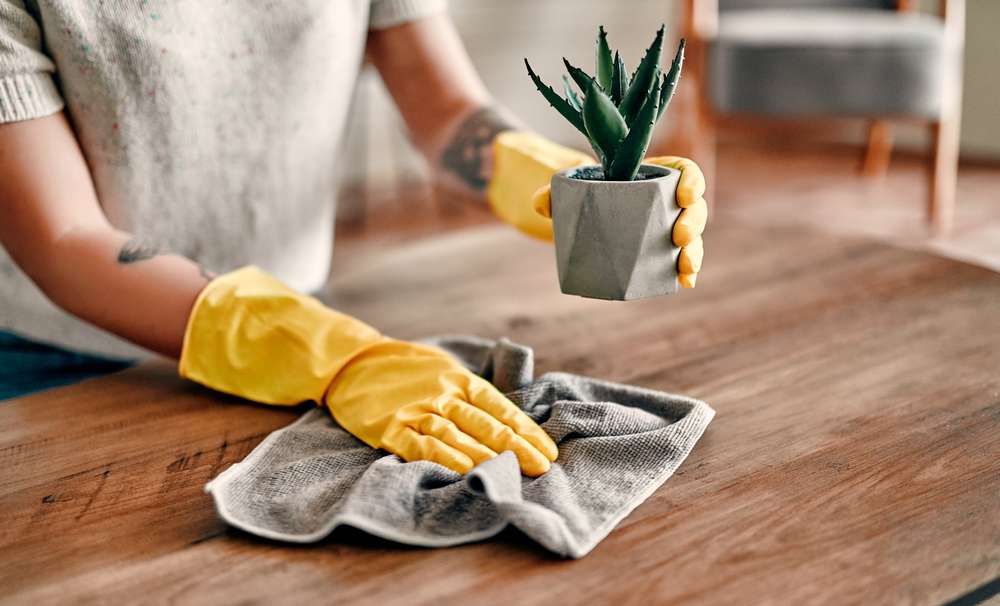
[551,163,682,300]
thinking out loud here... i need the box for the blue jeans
[0,331,135,401]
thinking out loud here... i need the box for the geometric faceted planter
[551,163,682,300]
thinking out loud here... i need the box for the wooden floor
[711,142,1000,274]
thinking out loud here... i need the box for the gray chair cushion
[709,9,951,117]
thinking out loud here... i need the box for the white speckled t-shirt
[0,0,445,358]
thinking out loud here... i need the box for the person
[0,1,707,476]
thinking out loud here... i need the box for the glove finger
[672,197,708,247]
[441,398,552,477]
[415,412,498,466]
[678,237,704,274]
[644,156,706,206]
[467,381,558,462]
[383,425,476,475]
[676,162,706,208]
[679,272,698,289]
[532,184,553,219]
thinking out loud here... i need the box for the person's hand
[487,131,593,240]
[637,156,707,289]
[326,339,557,476]
[179,267,557,477]
[487,131,707,288]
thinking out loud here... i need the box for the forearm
[34,228,209,358]
[436,104,520,192]
[367,14,521,194]
[0,113,207,358]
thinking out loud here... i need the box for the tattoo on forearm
[117,236,215,280]
[440,106,513,191]
[117,237,162,264]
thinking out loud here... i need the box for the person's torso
[1,0,371,357]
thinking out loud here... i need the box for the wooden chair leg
[665,77,717,210]
[928,0,965,237]
[695,102,717,212]
[929,117,959,236]
[861,120,893,177]
[653,27,717,210]
[652,82,716,208]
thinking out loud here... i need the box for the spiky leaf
[608,74,660,181]
[582,80,628,171]
[619,54,630,91]
[563,57,599,95]
[524,58,588,137]
[653,74,667,121]
[658,38,685,120]
[611,51,627,106]
[596,26,613,92]
[618,25,665,124]
[563,75,582,112]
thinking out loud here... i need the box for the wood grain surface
[2,222,998,606]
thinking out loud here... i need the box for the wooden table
[3,222,999,605]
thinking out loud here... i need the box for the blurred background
[335,0,998,272]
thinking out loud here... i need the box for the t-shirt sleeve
[369,0,447,30]
[0,0,64,123]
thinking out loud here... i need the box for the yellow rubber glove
[487,131,593,241]
[488,132,708,288]
[646,155,709,289]
[180,266,558,476]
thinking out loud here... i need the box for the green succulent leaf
[618,24,665,125]
[654,74,667,121]
[658,38,685,120]
[582,80,628,171]
[619,54,630,91]
[611,51,627,106]
[524,58,588,137]
[563,75,582,112]
[608,75,660,181]
[563,57,599,95]
[526,25,685,181]
[596,26,613,92]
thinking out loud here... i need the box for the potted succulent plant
[525,25,686,300]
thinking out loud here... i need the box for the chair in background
[677,0,965,234]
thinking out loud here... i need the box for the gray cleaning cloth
[205,336,714,558]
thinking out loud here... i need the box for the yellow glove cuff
[179,266,385,406]
[487,131,593,241]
